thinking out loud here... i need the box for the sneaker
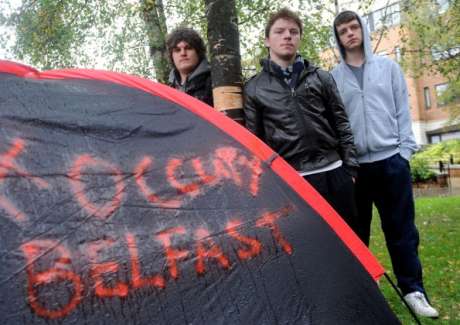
[403,291,439,318]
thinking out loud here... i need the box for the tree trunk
[204,0,244,124]
[141,0,170,83]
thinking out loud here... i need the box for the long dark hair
[165,28,207,64]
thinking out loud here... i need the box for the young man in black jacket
[166,28,213,106]
[244,8,359,230]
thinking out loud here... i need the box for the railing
[416,154,460,190]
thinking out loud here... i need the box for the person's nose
[283,31,292,39]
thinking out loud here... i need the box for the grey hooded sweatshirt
[331,14,418,163]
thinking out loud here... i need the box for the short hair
[264,8,303,38]
[165,27,207,65]
[333,10,361,30]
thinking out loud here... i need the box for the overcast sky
[0,0,21,60]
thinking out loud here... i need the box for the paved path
[412,174,460,197]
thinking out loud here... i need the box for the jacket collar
[168,58,211,86]
[261,55,317,80]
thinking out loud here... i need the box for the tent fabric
[0,60,399,324]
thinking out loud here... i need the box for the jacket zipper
[290,73,310,136]
[272,69,310,137]
[360,64,371,161]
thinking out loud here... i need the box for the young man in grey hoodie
[331,11,438,318]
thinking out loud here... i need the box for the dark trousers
[355,153,424,294]
[303,166,358,234]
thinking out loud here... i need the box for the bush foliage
[410,139,460,182]
[410,157,437,182]
[414,139,460,162]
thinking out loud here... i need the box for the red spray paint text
[0,138,294,320]
[21,207,293,320]
[1,137,263,224]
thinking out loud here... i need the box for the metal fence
[413,154,460,197]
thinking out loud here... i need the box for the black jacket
[244,59,358,175]
[168,59,213,107]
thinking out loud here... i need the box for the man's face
[336,19,363,52]
[171,41,200,76]
[265,18,301,63]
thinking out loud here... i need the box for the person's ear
[264,38,270,48]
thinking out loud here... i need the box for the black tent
[0,61,400,324]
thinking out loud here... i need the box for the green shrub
[410,139,460,182]
[415,139,460,162]
[410,157,436,182]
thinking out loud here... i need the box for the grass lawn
[369,195,460,324]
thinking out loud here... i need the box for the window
[395,46,401,62]
[443,131,460,141]
[429,131,460,144]
[372,3,401,31]
[424,87,431,109]
[429,135,441,144]
[435,83,448,107]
